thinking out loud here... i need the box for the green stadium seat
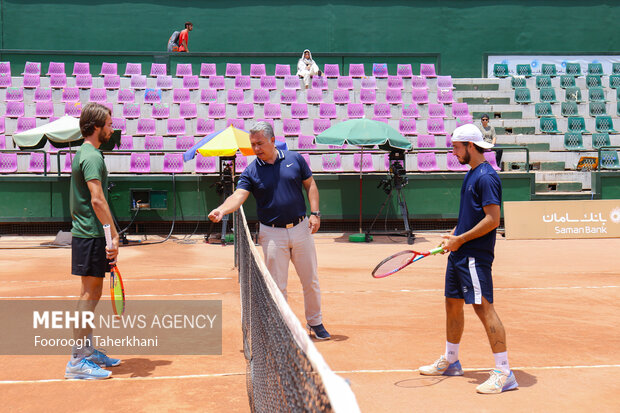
[565,62,582,77]
[535,75,552,89]
[559,75,576,89]
[516,64,532,78]
[514,87,532,104]
[535,102,553,117]
[613,63,620,75]
[541,63,557,77]
[567,116,589,134]
[565,87,583,103]
[609,75,620,89]
[588,87,606,102]
[595,116,618,133]
[617,101,620,116]
[493,63,509,78]
[585,75,602,88]
[588,62,604,76]
[561,101,579,117]
[539,87,558,103]
[540,116,561,134]
[510,76,527,88]
[592,132,611,149]
[563,132,584,150]
[600,151,620,169]
[589,101,607,117]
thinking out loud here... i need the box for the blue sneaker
[65,358,112,380]
[307,323,331,340]
[419,355,464,376]
[86,349,121,367]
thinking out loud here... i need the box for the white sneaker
[476,369,518,394]
[419,355,464,376]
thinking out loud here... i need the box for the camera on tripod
[213,161,234,196]
[378,150,408,194]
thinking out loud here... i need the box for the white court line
[0,278,232,284]
[0,292,223,299]
[1,364,618,385]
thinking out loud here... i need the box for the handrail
[597,145,620,171]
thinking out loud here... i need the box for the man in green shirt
[65,103,121,380]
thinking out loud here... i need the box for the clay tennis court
[0,232,618,412]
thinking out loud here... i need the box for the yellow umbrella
[196,125,254,157]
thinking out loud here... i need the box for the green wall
[1,1,619,77]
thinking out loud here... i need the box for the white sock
[493,351,510,375]
[445,342,459,363]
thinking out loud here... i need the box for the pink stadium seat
[347,103,365,119]
[225,63,242,77]
[236,103,255,119]
[372,63,389,78]
[175,136,195,150]
[49,74,67,88]
[100,62,118,76]
[360,88,377,104]
[321,153,343,172]
[5,87,23,101]
[28,152,52,173]
[333,89,350,104]
[103,74,120,89]
[373,103,391,118]
[183,75,200,90]
[426,118,446,135]
[447,153,469,171]
[313,118,331,135]
[34,87,52,102]
[283,118,301,135]
[144,135,164,151]
[62,152,74,173]
[129,153,151,173]
[398,118,418,136]
[209,76,226,90]
[117,88,135,103]
[162,153,184,173]
[47,62,65,76]
[274,64,291,77]
[226,89,245,104]
[437,75,454,89]
[196,118,215,135]
[420,63,437,78]
[65,101,82,117]
[0,62,11,76]
[397,64,413,78]
[484,151,501,171]
[35,101,54,118]
[235,153,248,173]
[5,101,24,118]
[360,76,377,89]
[263,103,282,119]
[306,88,324,104]
[337,76,354,90]
[0,117,4,133]
[297,134,316,150]
[386,88,403,104]
[416,134,436,149]
[200,63,217,77]
[235,75,252,90]
[144,89,162,104]
[0,134,5,149]
[119,135,133,150]
[136,118,156,135]
[166,118,186,136]
[445,134,453,147]
[353,153,375,172]
[200,88,218,104]
[16,117,37,134]
[21,74,38,88]
[226,118,244,129]
[437,88,455,104]
[250,64,266,78]
[428,103,447,118]
[75,74,93,89]
[0,152,17,173]
[319,103,337,119]
[111,117,126,134]
[179,102,198,119]
[451,102,470,118]
[124,63,142,77]
[412,88,429,105]
[348,64,365,78]
[253,88,270,104]
[323,64,340,78]
[23,61,41,76]
[0,74,12,88]
[311,76,328,90]
[156,75,173,89]
[284,75,301,90]
[402,103,420,118]
[455,116,473,127]
[291,103,309,119]
[88,88,106,103]
[150,63,167,77]
[260,75,277,90]
[151,103,170,119]
[195,154,217,173]
[130,74,147,89]
[176,63,193,77]
[173,88,191,104]
[61,87,80,103]
[411,76,428,89]
[387,76,404,89]
[417,152,439,171]
[280,88,298,104]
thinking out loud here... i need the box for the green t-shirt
[70,143,108,238]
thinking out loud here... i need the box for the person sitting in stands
[296,49,321,89]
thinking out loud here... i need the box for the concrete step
[454,84,499,91]
[461,97,511,105]
[535,181,583,192]
[538,161,565,171]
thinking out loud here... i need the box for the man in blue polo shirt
[208,121,330,339]
[418,124,518,394]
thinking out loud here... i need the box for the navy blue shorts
[445,252,494,304]
[71,236,110,277]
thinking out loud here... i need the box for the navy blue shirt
[454,162,502,260]
[237,150,313,225]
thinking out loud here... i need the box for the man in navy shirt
[208,121,330,339]
[418,124,518,394]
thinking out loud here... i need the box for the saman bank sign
[504,200,620,239]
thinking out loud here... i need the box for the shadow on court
[394,375,450,388]
[310,334,349,343]
[331,234,432,245]
[465,369,537,388]
[110,357,172,377]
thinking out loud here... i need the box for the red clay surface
[0,233,619,412]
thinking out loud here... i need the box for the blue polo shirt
[454,162,502,260]
[237,149,312,226]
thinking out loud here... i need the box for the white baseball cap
[451,123,494,149]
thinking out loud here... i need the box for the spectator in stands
[479,114,502,168]
[178,21,193,52]
[208,121,331,340]
[297,49,321,89]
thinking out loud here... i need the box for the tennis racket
[103,224,125,316]
[372,246,444,278]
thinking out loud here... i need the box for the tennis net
[235,207,360,413]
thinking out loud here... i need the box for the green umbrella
[13,115,121,151]
[316,119,412,240]
[315,118,412,150]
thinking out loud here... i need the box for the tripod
[206,157,234,245]
[365,162,415,245]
